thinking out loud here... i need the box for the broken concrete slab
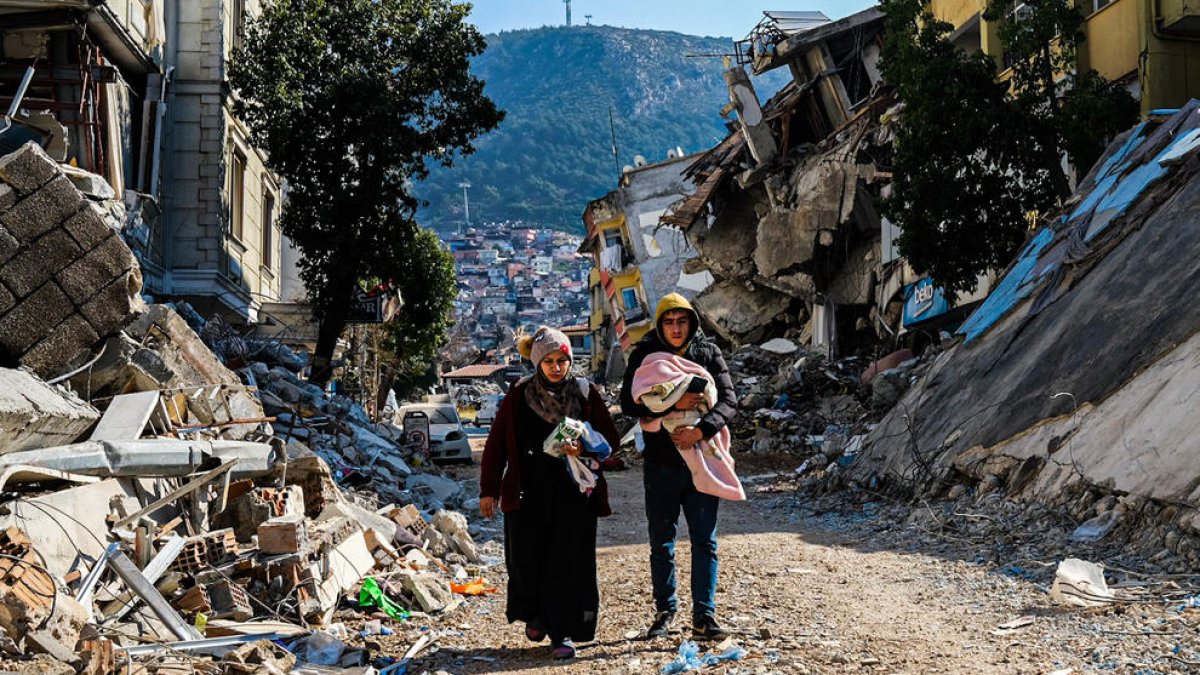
[401,572,454,613]
[0,439,277,479]
[694,278,794,345]
[89,391,160,441]
[405,474,462,505]
[0,368,99,454]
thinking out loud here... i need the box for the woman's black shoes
[551,638,576,659]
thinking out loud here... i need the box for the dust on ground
[363,440,1199,674]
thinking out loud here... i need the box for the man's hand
[561,440,582,457]
[480,496,497,519]
[674,393,706,411]
[670,426,704,449]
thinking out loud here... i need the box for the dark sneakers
[646,610,675,638]
[692,615,730,641]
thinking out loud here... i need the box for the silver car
[398,403,473,464]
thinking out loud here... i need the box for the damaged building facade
[579,150,714,377]
[931,0,1200,116]
[659,9,994,355]
[0,0,287,326]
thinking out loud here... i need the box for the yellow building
[930,0,1200,114]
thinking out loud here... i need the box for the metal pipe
[5,65,35,118]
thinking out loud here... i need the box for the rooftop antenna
[563,0,572,27]
[585,14,592,25]
[458,181,471,234]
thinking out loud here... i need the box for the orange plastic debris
[450,578,498,596]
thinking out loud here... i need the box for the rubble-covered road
[375,454,1200,675]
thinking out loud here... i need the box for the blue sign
[903,277,950,327]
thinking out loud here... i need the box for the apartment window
[621,287,646,322]
[1093,0,1114,11]
[229,150,246,241]
[233,0,246,51]
[603,229,623,248]
[262,181,276,269]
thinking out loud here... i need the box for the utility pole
[585,14,592,25]
[563,0,572,27]
[458,181,471,234]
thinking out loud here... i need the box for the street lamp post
[458,181,471,234]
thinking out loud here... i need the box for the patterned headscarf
[520,326,583,424]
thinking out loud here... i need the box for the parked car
[474,394,504,427]
[397,403,472,464]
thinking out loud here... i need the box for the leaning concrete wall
[0,143,143,378]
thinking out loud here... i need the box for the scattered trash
[993,615,1036,635]
[1051,558,1114,607]
[660,639,747,674]
[360,577,411,621]
[1070,510,1120,543]
[449,578,498,596]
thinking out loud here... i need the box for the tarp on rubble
[854,103,1200,504]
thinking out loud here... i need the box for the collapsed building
[854,104,1200,562]
[579,150,715,378]
[0,143,492,672]
[660,8,989,355]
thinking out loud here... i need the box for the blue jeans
[644,461,720,622]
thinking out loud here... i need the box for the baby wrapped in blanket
[632,352,745,501]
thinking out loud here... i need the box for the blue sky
[466,1,877,39]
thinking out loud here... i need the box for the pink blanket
[632,352,745,501]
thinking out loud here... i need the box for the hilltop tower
[564,0,572,27]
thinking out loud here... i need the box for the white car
[475,394,504,427]
[398,403,473,464]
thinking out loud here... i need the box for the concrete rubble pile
[0,143,494,673]
[722,336,933,477]
[853,104,1200,566]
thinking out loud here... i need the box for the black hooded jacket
[619,322,738,468]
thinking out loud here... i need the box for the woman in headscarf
[479,326,620,659]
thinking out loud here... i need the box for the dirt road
[389,448,1199,674]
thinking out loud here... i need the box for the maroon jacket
[480,379,621,517]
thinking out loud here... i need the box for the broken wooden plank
[113,460,239,531]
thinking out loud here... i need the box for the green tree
[229,0,503,383]
[880,0,1135,297]
[378,229,458,402]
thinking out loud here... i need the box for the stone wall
[159,0,282,320]
[0,144,143,377]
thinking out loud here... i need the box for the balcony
[623,305,649,324]
[1159,0,1200,37]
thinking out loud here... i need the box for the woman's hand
[561,440,583,457]
[480,496,497,519]
[674,393,706,410]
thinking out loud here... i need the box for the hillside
[415,25,787,232]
